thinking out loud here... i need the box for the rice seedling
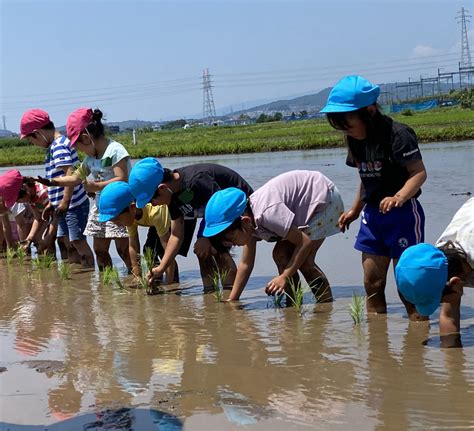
[15,246,27,266]
[273,293,285,308]
[210,257,229,302]
[73,163,88,181]
[5,247,15,266]
[349,292,366,325]
[284,278,310,315]
[32,253,55,270]
[58,261,71,280]
[142,247,155,273]
[102,266,125,290]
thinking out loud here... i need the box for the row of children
[8,75,472,347]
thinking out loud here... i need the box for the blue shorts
[57,199,90,242]
[354,199,425,259]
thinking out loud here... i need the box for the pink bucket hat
[20,109,51,139]
[66,108,93,145]
[0,170,23,208]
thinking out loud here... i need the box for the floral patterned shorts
[302,186,344,240]
[84,201,129,239]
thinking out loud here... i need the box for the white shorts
[302,186,344,241]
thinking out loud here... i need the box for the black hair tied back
[86,108,105,138]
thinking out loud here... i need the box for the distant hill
[230,88,332,117]
[0,129,16,138]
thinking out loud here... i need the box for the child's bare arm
[228,238,257,301]
[129,235,141,277]
[439,292,462,348]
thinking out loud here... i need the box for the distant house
[108,125,120,134]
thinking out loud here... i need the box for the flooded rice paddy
[1,141,473,430]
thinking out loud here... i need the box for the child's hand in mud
[379,194,405,214]
[147,267,163,286]
[265,275,287,296]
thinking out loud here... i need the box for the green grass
[349,292,366,325]
[102,266,125,289]
[1,107,472,166]
[58,261,71,280]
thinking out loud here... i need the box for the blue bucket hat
[320,75,380,113]
[203,188,248,237]
[98,181,134,222]
[395,243,448,316]
[129,157,164,209]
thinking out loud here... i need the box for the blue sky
[1,0,471,130]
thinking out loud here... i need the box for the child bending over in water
[203,170,344,301]
[396,198,473,348]
[98,181,177,284]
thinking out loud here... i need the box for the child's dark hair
[162,168,174,183]
[17,177,36,199]
[40,121,55,131]
[438,241,468,280]
[326,104,390,148]
[208,205,252,253]
[85,109,105,139]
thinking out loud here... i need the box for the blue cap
[320,75,380,113]
[129,157,164,208]
[203,188,248,237]
[395,243,448,316]
[98,181,134,222]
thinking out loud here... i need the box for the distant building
[108,125,120,134]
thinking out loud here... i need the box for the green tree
[256,114,268,123]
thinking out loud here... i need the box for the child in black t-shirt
[128,159,254,290]
[321,75,428,320]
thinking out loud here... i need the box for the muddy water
[1,141,473,430]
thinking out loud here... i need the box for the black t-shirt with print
[346,117,422,204]
[168,163,254,220]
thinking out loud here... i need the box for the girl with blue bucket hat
[203,170,344,301]
[396,198,474,348]
[321,75,428,319]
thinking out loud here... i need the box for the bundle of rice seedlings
[58,261,71,280]
[350,292,365,325]
[210,257,229,302]
[284,278,309,315]
[73,163,88,181]
[16,247,27,266]
[32,253,55,270]
[102,266,125,290]
[5,247,15,266]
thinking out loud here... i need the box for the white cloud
[412,44,441,58]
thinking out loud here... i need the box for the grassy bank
[1,108,473,167]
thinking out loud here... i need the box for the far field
[0,108,473,167]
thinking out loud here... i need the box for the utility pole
[2,116,6,130]
[202,68,216,124]
[457,7,472,68]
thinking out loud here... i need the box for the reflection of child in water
[396,198,474,348]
